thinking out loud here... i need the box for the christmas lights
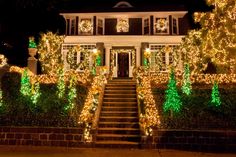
[20,69,32,97]
[136,67,160,136]
[155,18,168,32]
[57,69,65,99]
[66,45,90,70]
[38,32,65,75]
[110,49,135,79]
[28,36,37,48]
[0,54,8,68]
[31,81,41,105]
[79,19,93,33]
[116,18,129,32]
[163,70,182,115]
[182,64,192,95]
[178,0,236,73]
[211,81,221,107]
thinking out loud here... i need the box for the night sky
[0,0,211,67]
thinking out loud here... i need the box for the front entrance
[118,53,129,77]
[110,48,136,78]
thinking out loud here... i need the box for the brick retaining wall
[1,127,236,151]
[142,129,236,152]
[0,127,92,147]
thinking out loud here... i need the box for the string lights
[110,49,136,79]
[116,18,129,32]
[0,54,8,68]
[136,67,160,136]
[178,0,236,73]
[79,19,93,33]
[37,32,65,75]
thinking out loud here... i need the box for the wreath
[79,20,93,33]
[66,46,90,70]
[155,18,168,32]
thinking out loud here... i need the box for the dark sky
[0,0,210,67]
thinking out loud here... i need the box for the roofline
[60,11,188,17]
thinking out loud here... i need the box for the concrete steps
[96,78,140,148]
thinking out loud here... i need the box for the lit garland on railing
[79,74,107,142]
[110,49,136,79]
[135,67,160,136]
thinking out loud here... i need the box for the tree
[211,81,221,107]
[20,69,31,97]
[38,32,65,74]
[182,63,192,95]
[178,0,236,73]
[163,69,182,116]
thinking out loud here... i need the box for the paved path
[0,146,235,157]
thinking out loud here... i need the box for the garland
[110,49,136,79]
[66,45,90,71]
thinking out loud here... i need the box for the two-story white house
[60,1,190,77]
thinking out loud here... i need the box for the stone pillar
[28,48,37,74]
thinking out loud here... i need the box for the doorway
[118,53,129,77]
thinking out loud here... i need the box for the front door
[118,53,129,77]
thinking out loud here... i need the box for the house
[60,1,190,77]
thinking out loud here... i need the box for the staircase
[96,78,140,148]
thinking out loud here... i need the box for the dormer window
[154,17,169,34]
[113,1,133,8]
[79,18,93,35]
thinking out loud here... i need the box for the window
[79,18,93,35]
[97,19,104,35]
[143,18,150,35]
[66,18,76,35]
[154,17,169,34]
[62,44,96,70]
[70,19,76,35]
[172,18,178,35]
[149,44,178,72]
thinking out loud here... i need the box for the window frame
[153,16,169,35]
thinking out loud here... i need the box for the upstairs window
[172,18,178,35]
[70,19,76,35]
[66,18,76,35]
[154,17,169,34]
[97,19,104,35]
[143,18,150,35]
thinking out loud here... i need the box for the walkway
[0,146,235,157]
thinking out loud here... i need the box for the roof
[59,0,188,13]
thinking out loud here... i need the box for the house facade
[60,1,190,77]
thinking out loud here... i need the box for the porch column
[135,46,141,67]
[105,44,111,71]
